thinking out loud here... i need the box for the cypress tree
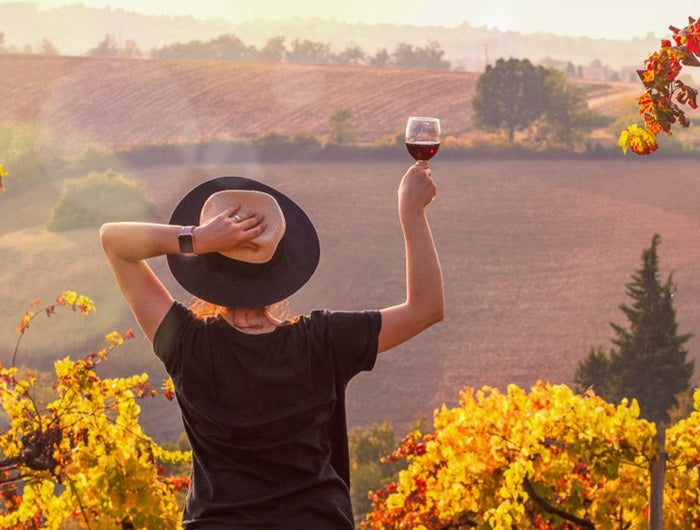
[575,234,694,424]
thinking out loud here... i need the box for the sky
[20,0,700,40]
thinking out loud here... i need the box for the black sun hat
[167,176,320,308]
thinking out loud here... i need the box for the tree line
[83,32,451,69]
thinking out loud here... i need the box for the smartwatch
[178,226,196,255]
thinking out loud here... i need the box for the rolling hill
[2,54,677,442]
[0,53,641,156]
[0,54,481,153]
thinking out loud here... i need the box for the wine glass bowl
[405,117,441,161]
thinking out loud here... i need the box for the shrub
[47,171,155,231]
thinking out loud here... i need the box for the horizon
[8,0,699,40]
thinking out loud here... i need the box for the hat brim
[167,176,320,308]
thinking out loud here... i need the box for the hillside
[1,54,681,443]
[3,158,700,443]
[0,54,480,153]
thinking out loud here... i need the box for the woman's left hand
[193,206,267,254]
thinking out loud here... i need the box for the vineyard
[3,49,700,527]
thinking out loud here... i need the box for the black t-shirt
[153,302,381,529]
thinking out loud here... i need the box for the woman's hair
[190,299,298,326]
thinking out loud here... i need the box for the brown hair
[189,299,299,326]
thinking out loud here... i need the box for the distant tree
[536,67,598,150]
[369,48,391,67]
[392,41,450,69]
[566,61,576,77]
[37,38,59,56]
[471,58,549,142]
[151,39,201,59]
[335,44,366,66]
[205,34,254,61]
[87,33,120,57]
[121,39,142,58]
[287,39,332,64]
[575,234,694,424]
[152,34,252,61]
[258,36,286,62]
[329,107,355,144]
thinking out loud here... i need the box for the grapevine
[619,16,700,155]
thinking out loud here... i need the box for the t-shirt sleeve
[152,301,196,377]
[319,310,382,383]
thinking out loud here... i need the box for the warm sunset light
[24,0,700,38]
[2,2,700,527]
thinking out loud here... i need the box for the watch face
[178,233,194,254]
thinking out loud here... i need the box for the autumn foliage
[619,16,700,155]
[0,162,7,194]
[0,293,190,529]
[363,382,700,528]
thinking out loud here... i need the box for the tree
[471,58,549,142]
[391,41,450,70]
[575,234,694,425]
[205,34,254,61]
[335,45,366,66]
[535,67,598,150]
[287,39,332,64]
[86,34,120,57]
[258,36,286,62]
[151,34,253,61]
[328,107,355,145]
[121,39,142,58]
[37,39,59,56]
[370,48,391,67]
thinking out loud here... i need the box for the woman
[100,161,444,529]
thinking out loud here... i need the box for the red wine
[406,142,440,161]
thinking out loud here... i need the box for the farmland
[0,53,642,153]
[3,156,700,440]
[2,54,698,440]
[0,54,481,153]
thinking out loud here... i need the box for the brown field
[0,54,641,155]
[4,157,700,441]
[0,54,481,152]
[2,54,696,440]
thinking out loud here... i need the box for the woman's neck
[223,307,278,335]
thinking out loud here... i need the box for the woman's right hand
[398,161,436,219]
[193,206,267,255]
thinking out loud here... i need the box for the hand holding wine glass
[405,117,440,161]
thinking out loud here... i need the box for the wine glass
[405,117,441,161]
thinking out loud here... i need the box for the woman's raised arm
[377,161,445,354]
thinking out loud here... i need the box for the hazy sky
[21,0,700,40]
